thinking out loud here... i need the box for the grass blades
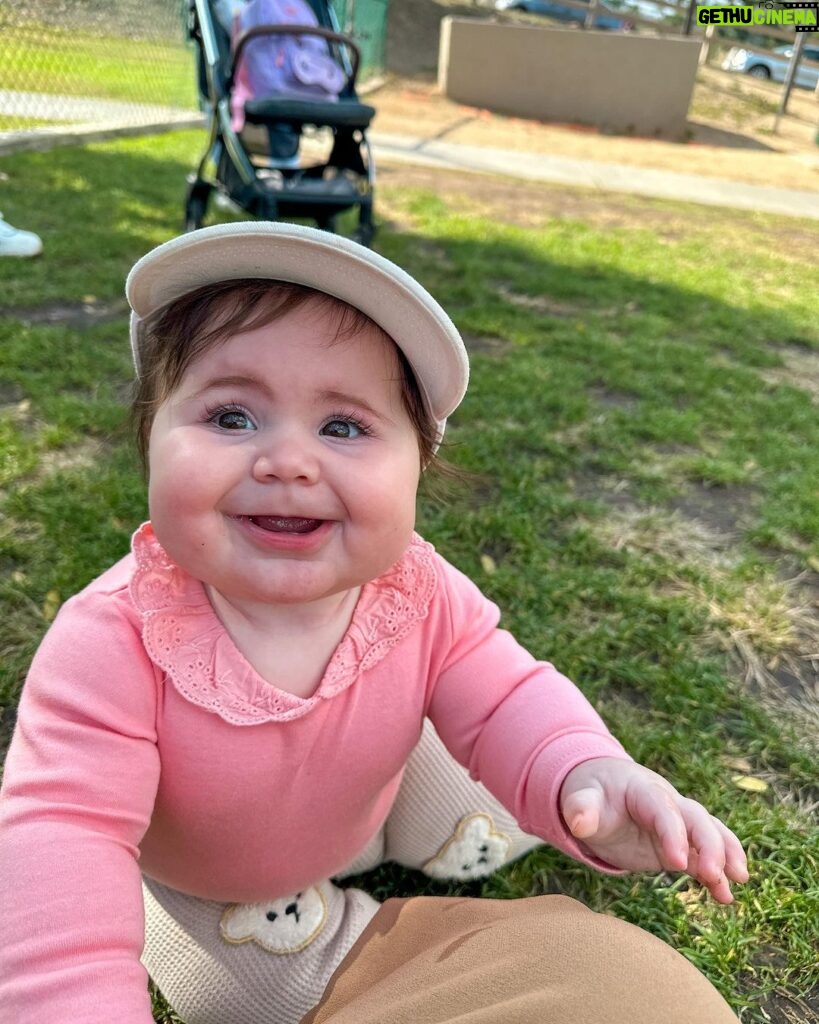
[0,129,817,1022]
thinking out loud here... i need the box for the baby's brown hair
[132,279,442,474]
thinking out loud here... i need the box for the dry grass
[581,505,818,753]
[759,348,819,404]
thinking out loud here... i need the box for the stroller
[185,0,376,244]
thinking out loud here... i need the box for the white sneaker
[0,215,43,257]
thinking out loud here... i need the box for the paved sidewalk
[370,131,819,221]
[0,91,202,155]
[3,87,818,220]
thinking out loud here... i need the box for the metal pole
[682,0,697,35]
[773,31,807,130]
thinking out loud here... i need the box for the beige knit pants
[142,723,738,1024]
[142,721,540,1024]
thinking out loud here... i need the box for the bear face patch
[220,886,328,953]
[423,812,512,880]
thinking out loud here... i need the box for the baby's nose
[252,429,320,484]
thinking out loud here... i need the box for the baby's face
[146,301,421,611]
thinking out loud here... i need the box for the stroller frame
[185,0,376,244]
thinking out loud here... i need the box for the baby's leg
[302,895,741,1024]
[383,718,541,880]
[141,877,379,1024]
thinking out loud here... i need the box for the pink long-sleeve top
[0,523,629,1023]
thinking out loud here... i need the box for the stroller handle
[232,25,363,92]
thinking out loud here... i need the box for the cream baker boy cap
[126,221,470,441]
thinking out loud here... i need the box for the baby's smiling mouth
[243,515,324,534]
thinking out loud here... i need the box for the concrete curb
[370,131,819,221]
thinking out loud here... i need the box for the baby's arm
[0,587,161,1023]
[426,555,747,896]
[560,758,748,903]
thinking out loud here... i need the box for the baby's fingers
[630,784,689,871]
[719,820,750,884]
[681,801,748,903]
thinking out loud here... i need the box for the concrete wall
[438,18,701,139]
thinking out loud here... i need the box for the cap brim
[126,222,469,429]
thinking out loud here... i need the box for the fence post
[699,22,715,65]
[682,0,697,35]
[773,30,807,129]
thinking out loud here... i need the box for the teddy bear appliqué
[220,885,328,953]
[423,812,512,880]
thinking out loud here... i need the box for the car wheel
[747,64,771,80]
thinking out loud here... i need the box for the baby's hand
[560,758,749,903]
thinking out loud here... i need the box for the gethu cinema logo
[697,3,818,24]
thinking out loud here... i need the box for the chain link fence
[0,0,389,153]
[0,0,201,149]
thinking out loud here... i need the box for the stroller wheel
[184,180,212,233]
[351,224,376,248]
[314,215,337,234]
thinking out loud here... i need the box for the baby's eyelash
[327,409,375,436]
[204,401,251,420]
[204,402,256,429]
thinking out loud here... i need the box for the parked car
[721,43,819,89]
[621,0,670,21]
[494,0,634,32]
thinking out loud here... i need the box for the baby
[0,222,747,1024]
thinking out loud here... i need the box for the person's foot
[268,154,300,170]
[0,215,43,257]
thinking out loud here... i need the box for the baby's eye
[208,406,255,431]
[320,416,369,439]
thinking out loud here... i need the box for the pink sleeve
[0,586,161,1023]
[427,557,631,870]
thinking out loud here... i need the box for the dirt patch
[669,482,757,538]
[5,298,129,330]
[461,332,514,355]
[376,159,817,271]
[760,346,819,402]
[763,991,819,1024]
[374,74,818,191]
[376,160,710,237]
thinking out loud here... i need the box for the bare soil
[380,0,819,192]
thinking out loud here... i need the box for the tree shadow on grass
[0,138,816,1024]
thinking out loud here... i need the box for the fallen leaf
[42,591,61,622]
[732,775,769,794]
[480,553,497,575]
[721,756,753,772]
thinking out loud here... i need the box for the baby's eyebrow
[186,379,390,420]
[317,388,385,420]
[191,374,270,398]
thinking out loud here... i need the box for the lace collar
[129,523,437,725]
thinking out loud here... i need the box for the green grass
[0,131,817,1023]
[0,19,198,111]
[0,115,71,130]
